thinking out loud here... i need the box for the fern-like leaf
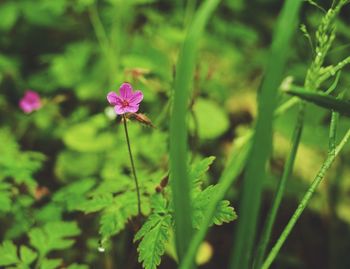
[99,192,138,241]
[193,185,236,228]
[136,214,171,269]
[189,156,216,189]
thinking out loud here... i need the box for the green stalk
[253,103,305,269]
[230,1,302,268]
[169,0,221,263]
[262,127,350,269]
[122,115,141,216]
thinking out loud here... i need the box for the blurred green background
[1,0,350,268]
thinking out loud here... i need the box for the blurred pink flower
[19,90,42,114]
[107,83,143,115]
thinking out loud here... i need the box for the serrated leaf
[193,185,236,228]
[29,221,80,256]
[0,241,19,266]
[134,214,164,242]
[99,192,138,241]
[76,193,114,213]
[189,156,216,189]
[212,200,237,225]
[137,215,171,269]
[20,246,37,265]
[286,87,350,116]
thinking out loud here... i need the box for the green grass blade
[285,87,350,116]
[169,0,221,263]
[262,127,350,269]
[230,1,303,268]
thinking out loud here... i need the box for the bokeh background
[1,0,350,268]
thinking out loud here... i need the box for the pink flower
[19,90,42,114]
[107,83,143,115]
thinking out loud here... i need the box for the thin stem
[261,127,350,269]
[122,115,141,216]
[254,102,305,269]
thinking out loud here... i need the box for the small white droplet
[98,246,105,252]
[317,52,322,57]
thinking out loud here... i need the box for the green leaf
[0,128,45,191]
[63,115,115,153]
[20,246,37,265]
[213,200,238,225]
[40,258,62,269]
[49,42,93,88]
[285,87,350,116]
[76,193,114,213]
[136,214,172,269]
[0,2,19,31]
[134,213,164,242]
[0,241,19,266]
[190,98,230,139]
[53,178,96,211]
[99,193,138,241]
[189,156,216,188]
[55,151,102,181]
[193,185,236,228]
[29,221,80,256]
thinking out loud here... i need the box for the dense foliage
[1,0,350,269]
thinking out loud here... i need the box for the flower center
[121,99,129,107]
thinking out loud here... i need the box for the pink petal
[119,83,133,99]
[125,104,139,113]
[114,105,127,115]
[19,100,33,113]
[107,92,119,105]
[129,90,143,105]
[25,91,39,100]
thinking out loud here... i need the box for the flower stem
[122,115,141,216]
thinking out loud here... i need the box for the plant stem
[254,102,305,269]
[122,115,141,216]
[261,127,350,269]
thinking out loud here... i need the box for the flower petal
[119,83,133,99]
[19,100,33,113]
[125,104,139,113]
[129,90,143,105]
[114,104,127,115]
[107,92,119,105]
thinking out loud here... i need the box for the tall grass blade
[229,1,303,268]
[169,0,221,263]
